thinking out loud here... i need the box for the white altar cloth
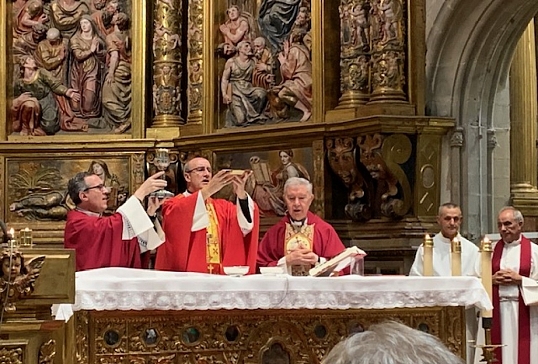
[53,267,492,321]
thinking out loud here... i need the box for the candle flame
[24,227,30,232]
[483,236,490,243]
[9,228,14,237]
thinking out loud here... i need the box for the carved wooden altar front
[74,306,465,364]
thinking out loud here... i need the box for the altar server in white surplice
[409,202,479,364]
[474,206,538,364]
[409,203,479,277]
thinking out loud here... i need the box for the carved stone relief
[11,0,135,135]
[216,1,313,128]
[327,133,413,221]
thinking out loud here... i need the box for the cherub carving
[0,250,46,312]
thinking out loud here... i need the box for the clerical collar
[75,207,101,217]
[290,217,307,227]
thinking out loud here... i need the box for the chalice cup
[151,148,175,199]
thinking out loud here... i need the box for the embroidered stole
[284,222,315,276]
[205,200,221,274]
[492,238,531,364]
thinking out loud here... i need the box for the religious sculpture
[221,40,268,127]
[257,0,301,52]
[0,249,46,312]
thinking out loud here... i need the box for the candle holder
[18,228,33,248]
[150,149,175,200]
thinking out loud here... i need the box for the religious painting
[6,0,143,137]
[214,147,313,218]
[6,157,130,222]
[215,0,313,128]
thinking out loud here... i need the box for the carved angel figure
[0,250,46,312]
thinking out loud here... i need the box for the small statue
[0,249,46,312]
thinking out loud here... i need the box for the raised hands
[133,171,168,201]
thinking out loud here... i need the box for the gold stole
[284,222,315,276]
[205,200,221,274]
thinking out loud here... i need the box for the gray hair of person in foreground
[322,321,464,364]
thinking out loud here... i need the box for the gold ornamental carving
[0,249,45,312]
[187,0,203,123]
[74,306,465,363]
[0,347,23,364]
[39,340,56,364]
[152,0,184,126]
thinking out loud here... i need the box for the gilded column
[368,0,406,103]
[509,20,537,195]
[337,0,370,108]
[152,0,184,127]
[187,0,203,123]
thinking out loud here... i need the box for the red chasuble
[154,192,259,274]
[257,211,346,268]
[64,210,148,271]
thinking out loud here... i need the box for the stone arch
[425,0,538,238]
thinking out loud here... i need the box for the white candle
[480,236,493,318]
[451,237,462,276]
[423,234,434,276]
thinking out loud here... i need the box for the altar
[54,268,492,363]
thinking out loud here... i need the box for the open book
[309,246,367,277]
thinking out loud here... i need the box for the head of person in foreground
[321,320,464,364]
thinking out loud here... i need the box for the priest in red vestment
[257,177,346,275]
[154,157,259,274]
[64,171,167,271]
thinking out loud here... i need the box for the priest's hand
[232,170,253,199]
[285,249,318,266]
[133,171,167,201]
[201,169,235,200]
[493,269,522,285]
[147,195,171,217]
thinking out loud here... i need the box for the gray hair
[499,206,524,224]
[284,177,312,195]
[438,202,460,216]
[322,321,464,364]
[67,172,91,205]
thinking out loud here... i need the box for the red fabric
[257,211,346,269]
[64,210,147,271]
[491,236,532,364]
[154,192,259,274]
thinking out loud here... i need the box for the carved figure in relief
[351,1,370,48]
[13,23,48,60]
[102,12,132,134]
[252,37,275,89]
[291,6,311,51]
[91,0,117,38]
[219,5,251,47]
[272,150,310,201]
[257,0,302,52]
[339,3,353,46]
[10,190,68,220]
[326,138,369,221]
[0,250,46,312]
[221,41,268,127]
[35,28,69,83]
[69,15,106,118]
[50,0,90,38]
[270,29,312,121]
[12,55,85,136]
[13,0,48,39]
[379,0,402,43]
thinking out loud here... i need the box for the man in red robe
[155,157,259,274]
[257,177,346,275]
[64,171,167,271]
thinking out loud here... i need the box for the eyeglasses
[185,166,212,174]
[83,184,107,192]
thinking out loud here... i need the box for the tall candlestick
[480,236,493,318]
[423,234,434,276]
[451,237,462,276]
[8,228,15,248]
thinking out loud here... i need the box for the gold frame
[0,0,147,141]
